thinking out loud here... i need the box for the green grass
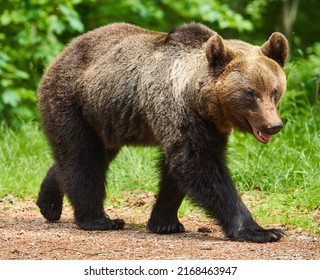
[0,123,53,197]
[0,117,319,233]
[107,146,160,195]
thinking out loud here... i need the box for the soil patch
[0,196,319,260]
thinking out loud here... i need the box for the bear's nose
[265,121,283,135]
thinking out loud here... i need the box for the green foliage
[79,0,253,32]
[0,0,84,126]
[286,43,320,120]
[157,0,253,31]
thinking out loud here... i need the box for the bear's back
[80,22,164,46]
[69,22,216,63]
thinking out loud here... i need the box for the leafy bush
[280,43,320,132]
[287,43,320,107]
[0,0,84,126]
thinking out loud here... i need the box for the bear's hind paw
[36,199,62,222]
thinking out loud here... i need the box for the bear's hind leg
[37,163,63,221]
[44,105,124,231]
[73,147,125,231]
[147,158,185,234]
[63,143,124,231]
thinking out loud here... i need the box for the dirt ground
[0,194,319,260]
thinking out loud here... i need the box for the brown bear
[36,22,289,243]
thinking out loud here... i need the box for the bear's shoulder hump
[165,23,216,47]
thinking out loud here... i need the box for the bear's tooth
[258,131,262,137]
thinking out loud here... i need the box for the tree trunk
[282,0,300,48]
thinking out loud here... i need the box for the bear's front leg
[162,137,285,243]
[147,156,186,234]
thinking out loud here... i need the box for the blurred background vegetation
[0,0,319,126]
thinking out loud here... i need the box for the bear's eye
[245,90,257,102]
[273,89,280,103]
[272,89,280,104]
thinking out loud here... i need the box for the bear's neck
[194,81,233,135]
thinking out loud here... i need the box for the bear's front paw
[76,217,125,231]
[147,219,185,234]
[229,227,286,243]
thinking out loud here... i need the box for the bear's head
[203,32,289,143]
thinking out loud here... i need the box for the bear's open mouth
[252,127,272,144]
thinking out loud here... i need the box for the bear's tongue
[252,128,272,143]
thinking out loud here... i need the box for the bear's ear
[205,34,235,69]
[261,32,289,68]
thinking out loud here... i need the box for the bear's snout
[264,121,283,135]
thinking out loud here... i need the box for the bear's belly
[89,113,158,149]
[101,122,158,148]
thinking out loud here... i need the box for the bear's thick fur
[37,23,288,242]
